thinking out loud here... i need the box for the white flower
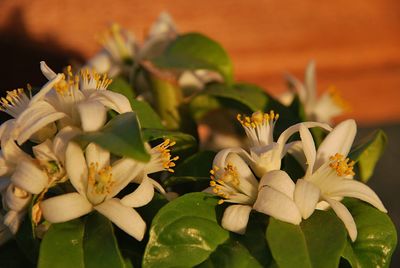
[293,120,387,241]
[40,142,154,241]
[281,61,349,123]
[14,62,132,144]
[0,75,65,145]
[209,149,258,234]
[235,111,331,177]
[87,23,136,77]
[208,113,330,234]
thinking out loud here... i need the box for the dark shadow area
[0,6,85,122]
[359,123,400,266]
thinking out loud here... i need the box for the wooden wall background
[0,0,399,125]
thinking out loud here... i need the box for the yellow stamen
[88,162,114,195]
[237,110,279,128]
[155,139,179,173]
[329,153,355,176]
[210,163,241,203]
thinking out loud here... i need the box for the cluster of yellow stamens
[54,66,113,95]
[80,68,113,89]
[155,139,179,172]
[329,153,355,177]
[0,87,30,114]
[88,162,115,195]
[210,163,240,204]
[237,110,279,128]
[328,86,351,111]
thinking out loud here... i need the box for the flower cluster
[209,111,387,241]
[0,62,178,244]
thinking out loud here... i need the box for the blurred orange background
[0,0,399,124]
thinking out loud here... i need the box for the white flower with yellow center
[40,142,156,241]
[87,23,136,77]
[235,111,332,177]
[13,62,132,145]
[0,75,65,145]
[280,61,349,123]
[291,120,387,241]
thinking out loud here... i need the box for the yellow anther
[329,153,355,176]
[88,162,114,195]
[237,110,279,129]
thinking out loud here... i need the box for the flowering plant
[0,13,396,268]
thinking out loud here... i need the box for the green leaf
[348,130,387,182]
[142,193,229,268]
[341,199,397,268]
[196,239,263,268]
[153,33,234,84]
[75,112,150,162]
[83,213,125,268]
[190,83,269,120]
[266,210,347,268]
[38,219,85,268]
[130,99,164,129]
[164,151,216,193]
[233,213,272,267]
[108,77,136,101]
[142,128,197,157]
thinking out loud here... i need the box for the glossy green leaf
[153,33,234,84]
[164,151,216,193]
[38,219,85,268]
[349,130,387,182]
[108,77,136,101]
[190,83,269,120]
[142,128,197,157]
[341,199,397,268]
[267,210,347,268]
[75,112,150,162]
[83,213,125,268]
[142,193,229,268]
[109,77,164,129]
[233,213,272,267]
[196,239,262,268]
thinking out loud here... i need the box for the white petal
[148,178,166,194]
[40,61,57,80]
[95,198,146,241]
[178,71,203,90]
[65,142,88,195]
[221,205,252,234]
[29,123,57,143]
[328,179,387,213]
[276,122,332,159]
[324,197,357,242]
[304,60,316,106]
[259,170,295,199]
[11,160,48,194]
[254,186,302,225]
[315,119,356,170]
[299,125,316,176]
[294,179,320,219]
[78,101,107,132]
[89,91,132,114]
[85,143,110,170]
[33,139,57,162]
[3,210,25,234]
[16,101,66,145]
[4,185,31,211]
[31,73,63,102]
[313,92,344,123]
[40,193,93,223]
[109,158,144,197]
[86,51,112,74]
[121,177,154,208]
[225,153,258,197]
[286,141,307,171]
[53,126,81,163]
